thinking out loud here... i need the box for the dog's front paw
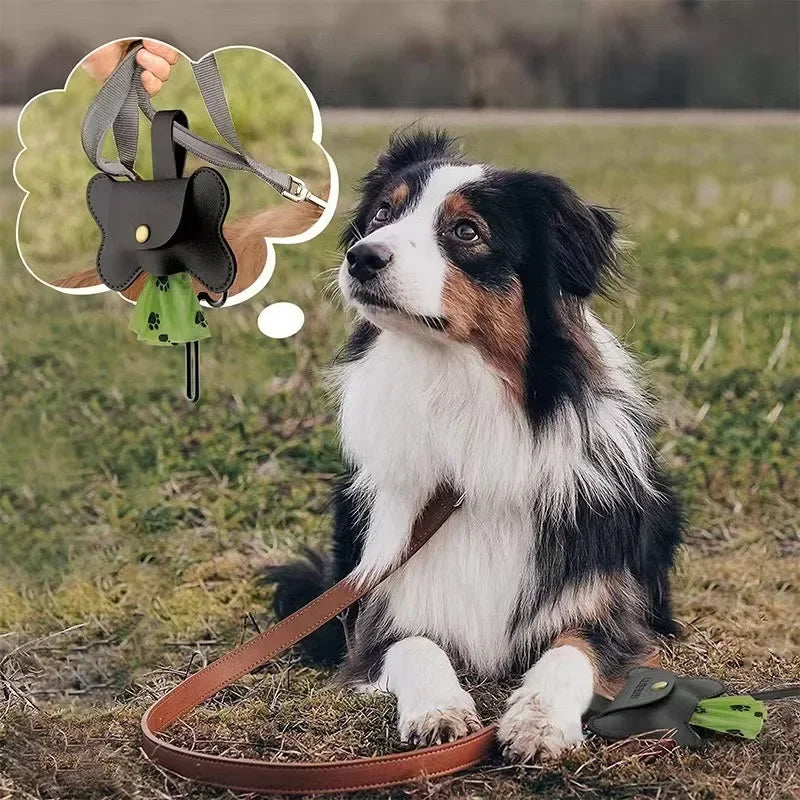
[497,688,584,763]
[399,696,482,747]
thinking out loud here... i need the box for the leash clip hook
[281,174,327,209]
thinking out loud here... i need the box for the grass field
[1,114,799,800]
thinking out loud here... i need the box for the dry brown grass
[2,619,798,800]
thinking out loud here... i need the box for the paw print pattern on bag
[148,312,160,330]
[155,276,170,292]
[195,311,207,328]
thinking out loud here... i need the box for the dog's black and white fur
[268,129,681,761]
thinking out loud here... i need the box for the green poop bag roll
[129,274,211,347]
[689,695,766,740]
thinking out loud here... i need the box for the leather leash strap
[141,487,497,794]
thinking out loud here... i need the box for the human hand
[82,38,179,97]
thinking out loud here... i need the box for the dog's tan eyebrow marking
[390,183,409,206]
[442,191,474,218]
[441,191,490,238]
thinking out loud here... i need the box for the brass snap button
[651,680,668,690]
[135,224,150,243]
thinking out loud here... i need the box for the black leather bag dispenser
[87,110,236,295]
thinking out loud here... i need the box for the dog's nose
[346,242,392,282]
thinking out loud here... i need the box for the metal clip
[281,175,327,209]
[197,289,228,308]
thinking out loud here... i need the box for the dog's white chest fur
[338,332,537,674]
[336,321,651,676]
[339,331,537,504]
[378,506,532,674]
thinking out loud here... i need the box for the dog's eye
[373,204,391,224]
[453,221,479,242]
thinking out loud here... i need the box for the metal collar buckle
[281,174,327,209]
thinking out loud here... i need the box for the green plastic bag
[689,695,766,740]
[129,273,211,346]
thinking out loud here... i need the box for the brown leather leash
[141,486,497,794]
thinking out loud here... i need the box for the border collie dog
[269,129,681,762]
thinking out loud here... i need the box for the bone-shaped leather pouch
[587,667,726,748]
[87,110,236,295]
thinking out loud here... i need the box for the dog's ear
[341,128,463,248]
[542,177,620,298]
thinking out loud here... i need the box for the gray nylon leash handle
[81,43,322,204]
[190,55,245,156]
[112,71,140,175]
[81,46,141,179]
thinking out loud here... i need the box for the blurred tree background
[1,0,798,109]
